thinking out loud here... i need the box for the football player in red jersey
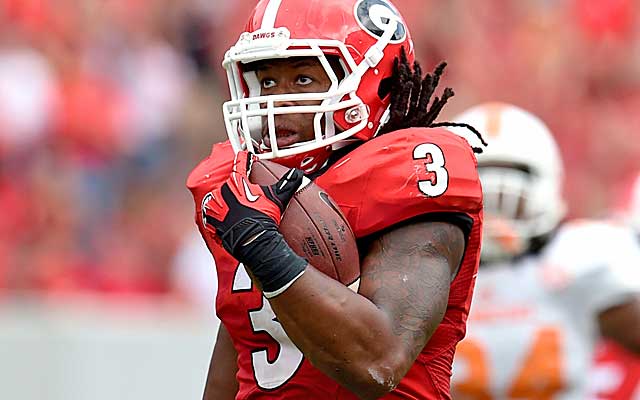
[187,1,485,399]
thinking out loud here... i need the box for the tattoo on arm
[359,221,465,361]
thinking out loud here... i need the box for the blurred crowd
[0,0,639,303]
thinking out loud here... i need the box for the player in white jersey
[448,103,640,399]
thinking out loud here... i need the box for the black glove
[202,151,307,297]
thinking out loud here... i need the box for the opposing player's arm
[268,220,465,399]
[202,325,239,400]
[598,295,640,354]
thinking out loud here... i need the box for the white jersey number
[414,143,449,197]
[233,264,303,390]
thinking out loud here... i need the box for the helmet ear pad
[334,44,416,143]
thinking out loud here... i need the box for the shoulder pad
[542,219,640,283]
[187,141,235,202]
[316,127,483,237]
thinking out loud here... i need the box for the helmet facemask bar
[222,18,401,160]
[480,166,563,260]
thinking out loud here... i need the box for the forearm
[203,326,239,400]
[600,295,640,355]
[267,221,460,398]
[269,266,410,398]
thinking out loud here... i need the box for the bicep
[203,324,239,400]
[358,220,465,360]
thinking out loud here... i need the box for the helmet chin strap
[490,217,525,247]
[271,145,332,175]
[481,217,527,264]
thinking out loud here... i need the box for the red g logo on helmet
[355,0,407,43]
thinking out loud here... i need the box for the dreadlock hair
[377,47,487,153]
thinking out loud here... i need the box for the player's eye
[296,75,313,86]
[261,78,277,89]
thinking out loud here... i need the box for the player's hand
[202,151,308,297]
[202,151,303,254]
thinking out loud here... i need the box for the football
[250,159,360,289]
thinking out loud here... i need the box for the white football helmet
[453,102,567,262]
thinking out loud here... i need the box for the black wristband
[221,218,308,297]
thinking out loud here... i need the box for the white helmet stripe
[261,0,283,29]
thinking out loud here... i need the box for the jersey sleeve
[315,127,483,238]
[540,220,640,316]
[186,141,236,245]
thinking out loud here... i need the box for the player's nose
[274,99,298,108]
[270,82,301,107]
[260,92,297,109]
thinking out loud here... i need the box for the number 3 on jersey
[233,263,303,390]
[249,298,303,389]
[414,143,448,197]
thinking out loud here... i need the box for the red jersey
[187,127,483,399]
[590,340,640,400]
